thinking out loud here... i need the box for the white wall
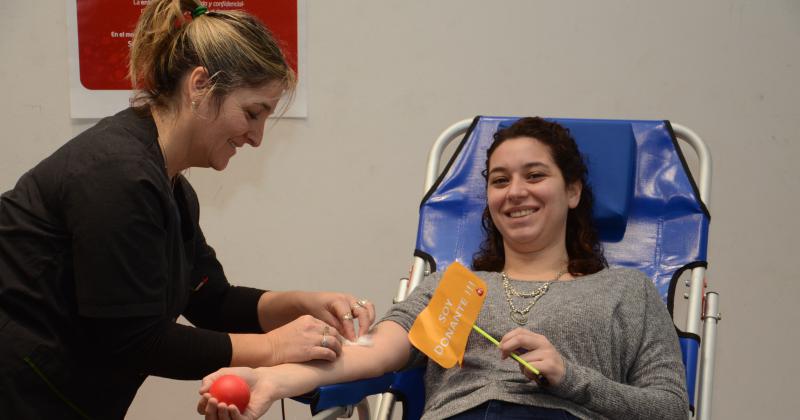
[2,1,799,418]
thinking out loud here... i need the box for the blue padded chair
[299,117,719,420]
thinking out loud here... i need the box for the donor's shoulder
[593,266,653,288]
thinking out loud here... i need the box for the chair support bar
[424,119,473,192]
[671,124,712,205]
[375,392,396,420]
[673,122,721,418]
[696,292,720,420]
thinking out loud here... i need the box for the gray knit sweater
[381,267,690,420]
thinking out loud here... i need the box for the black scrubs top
[0,108,265,419]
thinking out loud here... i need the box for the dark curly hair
[471,117,606,276]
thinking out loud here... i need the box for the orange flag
[408,262,487,368]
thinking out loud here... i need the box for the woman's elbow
[355,322,411,377]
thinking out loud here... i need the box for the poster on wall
[66,0,306,119]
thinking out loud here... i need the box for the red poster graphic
[76,0,298,90]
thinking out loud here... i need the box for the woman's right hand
[499,328,566,387]
[198,367,274,420]
[265,315,343,365]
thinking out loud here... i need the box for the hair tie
[192,6,209,18]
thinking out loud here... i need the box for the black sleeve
[181,198,265,333]
[64,158,171,317]
[84,315,232,380]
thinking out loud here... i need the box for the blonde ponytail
[129,0,295,110]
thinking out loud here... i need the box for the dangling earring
[191,100,198,111]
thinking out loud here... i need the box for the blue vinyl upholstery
[296,369,425,418]
[294,373,395,415]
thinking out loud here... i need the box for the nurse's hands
[198,367,273,420]
[499,328,566,387]
[250,291,375,366]
[258,291,376,342]
[264,315,342,364]
[297,291,377,341]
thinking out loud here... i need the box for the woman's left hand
[296,292,376,341]
[499,328,566,387]
[197,367,274,420]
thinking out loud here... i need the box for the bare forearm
[262,321,410,398]
[229,315,336,367]
[260,347,385,398]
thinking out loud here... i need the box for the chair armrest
[292,373,396,415]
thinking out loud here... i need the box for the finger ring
[342,313,354,321]
[321,335,329,348]
[322,325,330,335]
[352,299,369,309]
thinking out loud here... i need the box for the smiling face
[190,80,284,171]
[486,136,582,256]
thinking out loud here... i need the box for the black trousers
[448,400,580,420]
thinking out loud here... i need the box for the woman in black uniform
[0,1,374,418]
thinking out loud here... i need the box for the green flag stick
[471,324,549,386]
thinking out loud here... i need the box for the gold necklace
[501,269,566,325]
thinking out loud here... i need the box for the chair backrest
[413,116,710,410]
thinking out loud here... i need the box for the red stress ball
[209,374,251,413]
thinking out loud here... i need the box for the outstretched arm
[198,320,411,419]
[199,271,443,419]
